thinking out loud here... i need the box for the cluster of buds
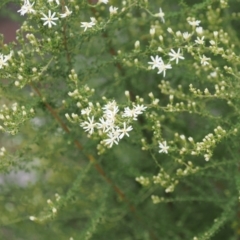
[47,193,61,214]
[176,160,199,176]
[151,195,162,204]
[0,103,34,135]
[135,176,150,186]
[68,70,95,107]
[190,126,226,161]
[0,147,6,157]
[153,169,179,193]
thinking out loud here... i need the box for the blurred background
[0,3,21,44]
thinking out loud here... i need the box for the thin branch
[61,0,72,69]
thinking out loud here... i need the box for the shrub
[0,0,240,239]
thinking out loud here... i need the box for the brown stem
[31,2,157,238]
[30,84,130,206]
[87,2,157,239]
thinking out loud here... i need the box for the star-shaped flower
[155,8,165,23]
[80,19,95,32]
[41,10,58,28]
[80,116,96,135]
[103,130,120,148]
[17,0,35,16]
[118,122,133,139]
[188,20,201,27]
[122,107,138,120]
[109,6,118,15]
[168,48,185,64]
[157,61,172,77]
[182,32,191,40]
[148,55,163,69]
[60,6,72,18]
[195,36,205,45]
[159,141,169,154]
[200,55,210,66]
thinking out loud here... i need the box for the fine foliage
[1,0,240,239]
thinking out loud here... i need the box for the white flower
[96,117,111,132]
[155,8,165,23]
[150,28,155,36]
[104,114,116,127]
[122,104,146,120]
[99,0,108,4]
[213,31,218,37]
[102,101,117,111]
[17,0,35,16]
[81,107,91,116]
[109,6,118,15]
[101,102,118,126]
[41,10,58,28]
[148,55,163,69]
[103,130,120,147]
[168,48,185,64]
[209,40,215,45]
[188,20,201,27]
[104,105,119,117]
[182,32,191,40]
[210,71,217,78]
[80,116,96,135]
[159,141,169,154]
[157,61,172,77]
[196,26,203,35]
[167,27,173,34]
[200,55,210,66]
[122,107,138,120]
[104,113,117,126]
[102,101,118,115]
[0,54,9,69]
[195,36,205,45]
[148,53,172,77]
[118,122,133,139]
[133,104,147,115]
[176,31,182,37]
[90,17,97,23]
[29,216,36,221]
[80,19,96,31]
[60,6,72,18]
